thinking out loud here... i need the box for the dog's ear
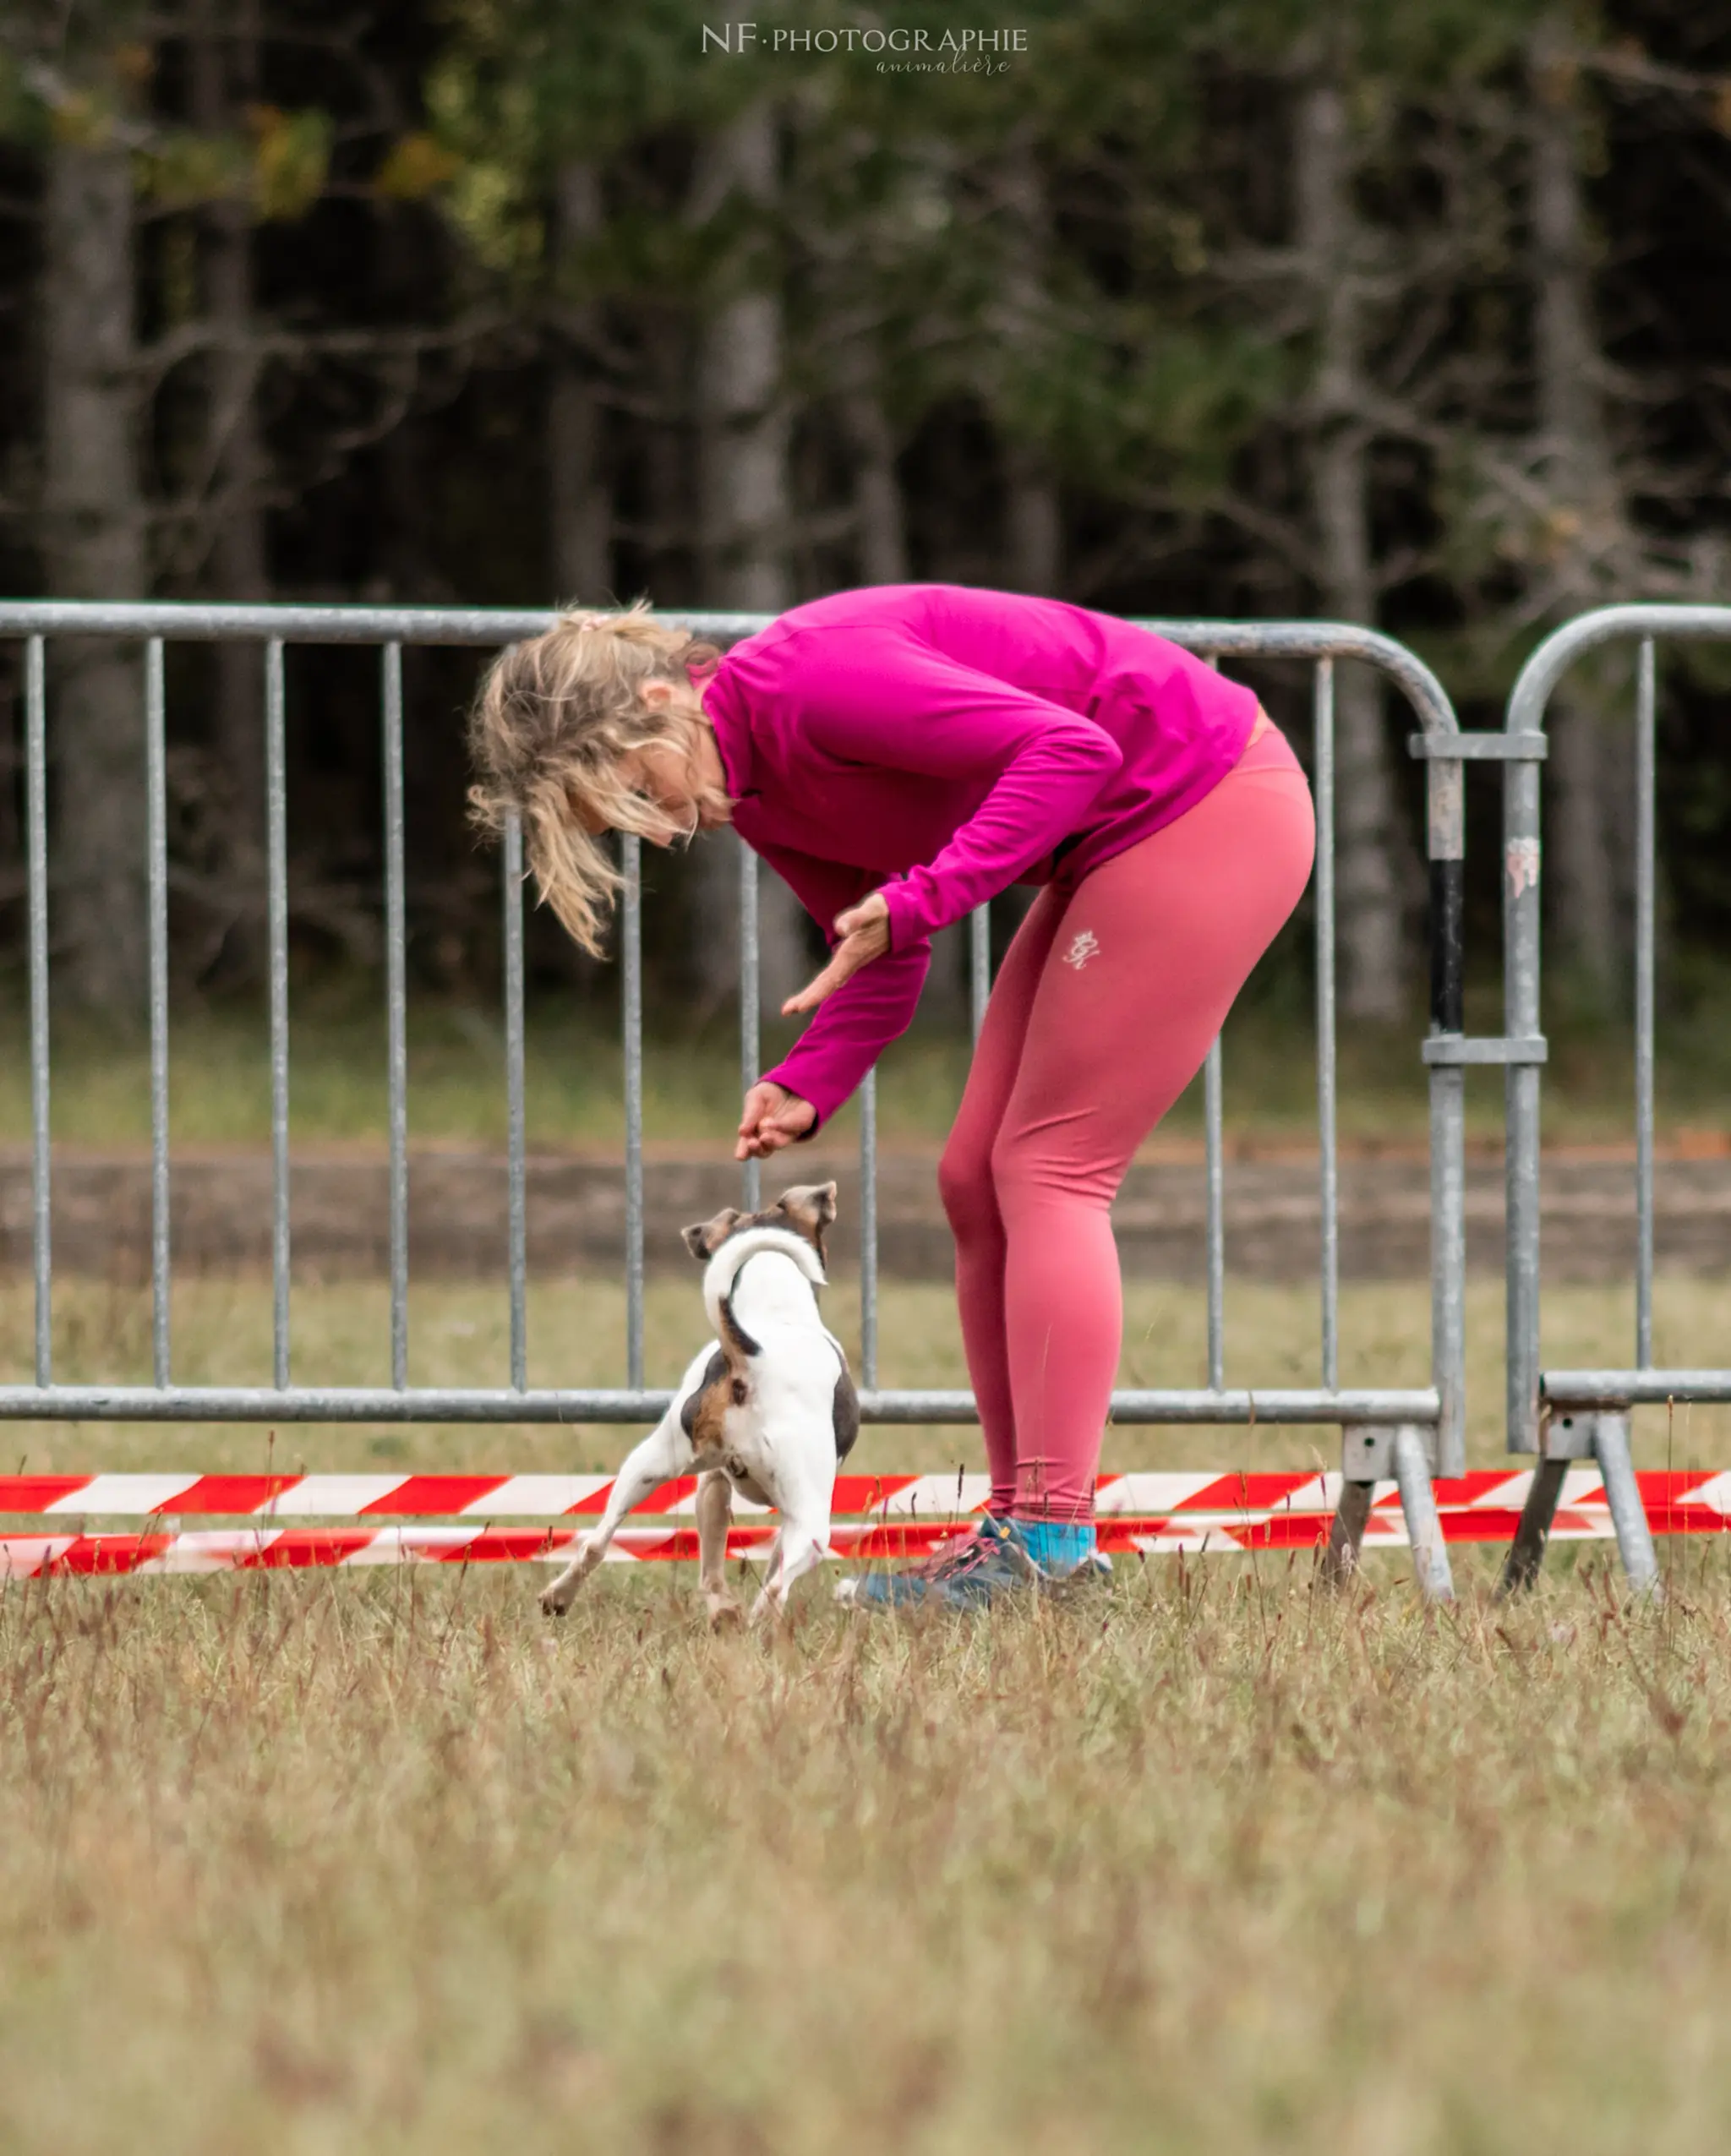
[774,1182,838,1258]
[682,1209,743,1261]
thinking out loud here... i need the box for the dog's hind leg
[541,1408,690,1617]
[696,1471,743,1629]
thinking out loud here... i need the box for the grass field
[7,1275,1731,2152]
[5,1270,1731,1476]
[7,1536,1731,2152]
[4,996,1441,1152]
[7,986,1731,1152]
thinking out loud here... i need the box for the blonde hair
[467,601,729,958]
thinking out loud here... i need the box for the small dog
[540,1182,860,1626]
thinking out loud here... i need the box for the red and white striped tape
[1,1469,1728,1578]
[0,1469,1240,1519]
[10,1466,1728,1523]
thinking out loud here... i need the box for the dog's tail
[702,1225,827,1361]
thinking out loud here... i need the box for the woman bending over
[467,583,1314,1608]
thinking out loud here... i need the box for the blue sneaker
[837,1514,1040,1611]
[1014,1516,1114,1589]
[837,1515,1111,1611]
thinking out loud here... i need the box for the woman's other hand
[781,891,892,1015]
[736,1081,817,1160]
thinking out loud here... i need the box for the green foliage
[374,128,463,201]
[1203,0,1555,83]
[2,7,339,221]
[133,106,333,219]
[0,8,156,146]
[5,0,1731,1019]
[135,126,252,209]
[428,0,713,206]
[0,46,45,142]
[997,314,1293,497]
[249,104,333,219]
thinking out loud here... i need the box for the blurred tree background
[0,0,1728,1123]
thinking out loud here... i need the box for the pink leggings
[939,723,1316,1521]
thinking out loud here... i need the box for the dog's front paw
[539,1576,577,1618]
[539,1536,605,1617]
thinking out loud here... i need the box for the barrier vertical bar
[1504,687,1544,1454]
[1634,637,1656,1370]
[1313,660,1339,1390]
[740,836,762,1214]
[265,639,291,1389]
[503,810,527,1393]
[145,638,172,1387]
[0,601,1466,1452]
[622,832,644,1389]
[25,636,51,1387]
[860,1067,879,1389]
[1204,1039,1225,1389]
[382,642,408,1390]
[1204,651,1226,1389]
[1428,729,1467,1479]
[1594,1411,1660,1597]
[969,904,990,1045]
[1428,1078,1466,1478]
[1393,1423,1453,1602]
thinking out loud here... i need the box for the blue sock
[1013,1518,1096,1572]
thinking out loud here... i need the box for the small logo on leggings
[1062,929,1100,970]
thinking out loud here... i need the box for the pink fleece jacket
[700,584,1259,1129]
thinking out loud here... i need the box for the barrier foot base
[1321,1477,1373,1586]
[1500,1409,1660,1598]
[1592,1411,1662,1601]
[1392,1424,1455,1604]
[1498,1457,1568,1597]
[1322,1426,1454,1604]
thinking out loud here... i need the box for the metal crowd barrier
[1499,604,1731,1595]
[1,602,1478,1598]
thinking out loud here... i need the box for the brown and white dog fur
[540,1182,860,1626]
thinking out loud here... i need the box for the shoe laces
[909,1515,1018,1584]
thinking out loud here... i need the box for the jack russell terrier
[539,1182,860,1626]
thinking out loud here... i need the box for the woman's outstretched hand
[737,1081,817,1160]
[781,891,892,1016]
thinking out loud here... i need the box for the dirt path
[3,1147,1727,1282]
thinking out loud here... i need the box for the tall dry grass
[4,1556,1731,2153]
[3,1271,1730,1475]
[5,1273,1731,2151]
[0,993,1674,1150]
